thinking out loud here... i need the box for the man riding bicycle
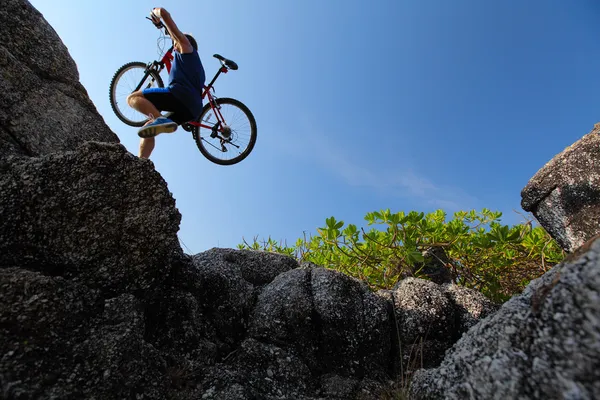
[127,7,205,159]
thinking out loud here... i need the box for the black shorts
[142,87,195,125]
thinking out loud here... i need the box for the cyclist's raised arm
[151,7,194,53]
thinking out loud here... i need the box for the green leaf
[408,251,425,263]
[326,217,335,229]
[507,230,521,242]
[348,224,357,234]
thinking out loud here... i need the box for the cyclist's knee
[127,91,143,106]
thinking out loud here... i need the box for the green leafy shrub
[239,209,564,302]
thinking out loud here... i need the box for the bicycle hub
[221,124,232,139]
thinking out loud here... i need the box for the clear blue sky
[30,0,600,253]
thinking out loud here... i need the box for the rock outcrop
[521,123,600,252]
[9,1,600,399]
[0,142,180,296]
[0,142,496,399]
[0,0,119,158]
[379,278,499,373]
[409,235,600,399]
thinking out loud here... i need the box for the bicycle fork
[134,62,163,92]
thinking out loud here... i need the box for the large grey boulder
[379,278,498,372]
[249,267,393,381]
[0,141,181,296]
[521,123,600,252]
[409,235,600,400]
[443,282,500,334]
[384,278,459,370]
[0,0,119,158]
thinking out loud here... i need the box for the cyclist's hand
[151,7,164,19]
[149,9,161,26]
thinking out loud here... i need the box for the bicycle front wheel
[109,61,164,127]
[192,98,257,165]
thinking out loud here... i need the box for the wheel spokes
[198,103,252,161]
[112,65,160,125]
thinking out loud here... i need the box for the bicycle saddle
[213,54,238,70]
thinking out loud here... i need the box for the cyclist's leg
[133,88,179,158]
[139,136,155,159]
[126,90,162,121]
[137,88,182,140]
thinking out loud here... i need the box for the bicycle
[109,17,257,165]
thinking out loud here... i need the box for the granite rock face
[0,0,119,158]
[0,141,181,297]
[410,236,600,400]
[379,278,499,372]
[521,123,600,252]
[0,142,496,399]
[249,268,393,380]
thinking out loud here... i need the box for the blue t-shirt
[168,50,205,117]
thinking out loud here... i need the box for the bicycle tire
[192,98,257,165]
[109,61,164,127]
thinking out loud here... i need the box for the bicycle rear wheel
[109,61,164,127]
[192,98,257,165]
